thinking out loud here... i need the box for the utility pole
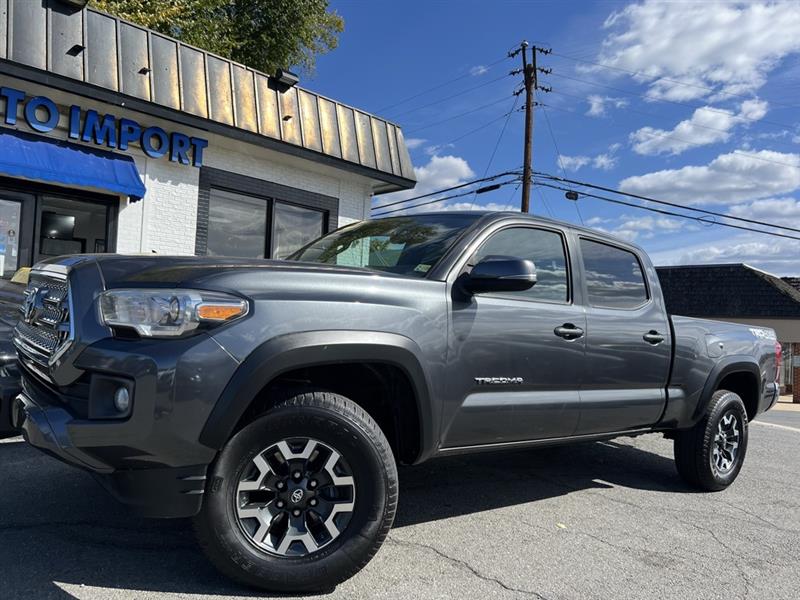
[511,41,551,213]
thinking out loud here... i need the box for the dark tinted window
[580,239,648,309]
[474,227,569,303]
[207,189,267,258]
[272,202,324,259]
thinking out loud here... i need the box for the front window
[288,214,477,277]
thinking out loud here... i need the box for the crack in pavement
[386,535,552,599]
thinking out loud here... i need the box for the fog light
[114,387,130,413]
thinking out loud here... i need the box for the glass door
[0,198,22,278]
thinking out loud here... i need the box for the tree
[90,0,344,75]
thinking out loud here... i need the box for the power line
[539,99,800,172]
[470,95,521,209]
[405,95,513,134]
[377,55,511,113]
[536,181,800,243]
[371,170,521,212]
[548,71,797,132]
[546,87,800,154]
[372,179,520,217]
[535,171,800,234]
[549,51,799,111]
[388,73,514,120]
[540,106,584,225]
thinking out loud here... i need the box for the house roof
[656,263,800,319]
[0,2,416,192]
[784,277,800,293]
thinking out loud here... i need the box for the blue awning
[0,129,146,200]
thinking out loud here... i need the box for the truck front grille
[13,272,73,379]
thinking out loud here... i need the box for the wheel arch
[695,357,761,423]
[199,330,437,464]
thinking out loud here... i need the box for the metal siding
[232,65,257,132]
[150,34,179,109]
[11,0,46,69]
[86,11,118,90]
[119,22,150,100]
[298,89,322,152]
[386,123,401,176]
[207,54,233,125]
[355,111,377,169]
[318,97,341,158]
[371,117,392,174]
[179,45,208,118]
[336,105,359,164]
[279,86,302,146]
[395,127,415,180]
[255,74,280,139]
[49,5,83,80]
[0,4,415,186]
[0,0,7,59]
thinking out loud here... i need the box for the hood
[35,254,407,290]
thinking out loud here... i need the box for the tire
[194,388,398,592]
[674,389,749,491]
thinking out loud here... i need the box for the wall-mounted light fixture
[275,69,299,88]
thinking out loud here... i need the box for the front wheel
[194,389,398,592]
[673,389,749,491]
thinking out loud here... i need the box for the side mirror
[465,257,537,294]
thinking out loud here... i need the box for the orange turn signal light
[197,302,246,321]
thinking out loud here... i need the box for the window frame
[465,223,574,306]
[196,167,337,258]
[577,236,651,311]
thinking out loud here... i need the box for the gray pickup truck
[12,212,780,591]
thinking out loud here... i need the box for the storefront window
[272,202,324,259]
[37,196,109,260]
[0,199,21,277]
[207,189,268,258]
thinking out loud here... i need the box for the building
[0,1,415,276]
[657,264,799,402]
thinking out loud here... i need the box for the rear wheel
[674,389,748,491]
[194,389,398,592]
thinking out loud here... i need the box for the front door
[576,237,672,434]
[442,224,586,448]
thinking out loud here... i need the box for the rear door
[575,236,671,434]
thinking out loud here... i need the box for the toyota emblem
[290,489,304,504]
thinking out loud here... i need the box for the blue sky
[307,1,800,275]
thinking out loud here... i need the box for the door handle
[643,330,665,345]
[554,323,584,340]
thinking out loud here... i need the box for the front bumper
[13,332,240,518]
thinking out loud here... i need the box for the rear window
[580,239,648,309]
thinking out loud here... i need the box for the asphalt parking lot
[2,407,799,600]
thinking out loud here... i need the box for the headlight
[98,289,248,338]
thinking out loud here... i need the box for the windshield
[287,214,478,277]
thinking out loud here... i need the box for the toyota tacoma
[12,212,781,591]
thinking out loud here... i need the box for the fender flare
[199,330,437,463]
[692,355,761,423]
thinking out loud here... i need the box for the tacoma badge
[474,377,524,385]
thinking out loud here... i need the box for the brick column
[793,343,800,403]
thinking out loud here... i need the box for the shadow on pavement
[0,436,687,598]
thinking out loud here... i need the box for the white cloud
[652,235,800,276]
[630,99,769,156]
[375,155,475,213]
[619,149,800,205]
[586,94,629,117]
[728,197,800,225]
[404,137,426,150]
[435,201,517,212]
[559,143,620,171]
[470,65,489,76]
[424,142,454,156]
[596,1,800,101]
[590,215,684,241]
